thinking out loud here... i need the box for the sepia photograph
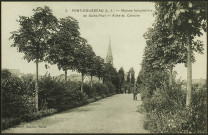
[1,1,207,134]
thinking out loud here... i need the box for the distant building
[106,37,113,65]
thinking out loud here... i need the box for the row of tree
[10,6,122,111]
[138,2,206,106]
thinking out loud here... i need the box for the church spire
[106,36,113,65]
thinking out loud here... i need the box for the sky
[1,2,207,80]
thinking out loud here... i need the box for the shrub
[105,82,116,95]
[1,70,116,130]
[92,83,109,97]
[141,80,207,134]
[38,74,89,111]
[38,74,67,110]
[140,70,169,99]
[1,117,21,130]
[1,69,35,118]
[83,83,93,98]
[22,109,57,122]
[188,83,207,133]
[1,69,12,79]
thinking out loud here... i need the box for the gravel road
[2,94,149,133]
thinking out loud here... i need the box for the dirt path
[2,94,149,133]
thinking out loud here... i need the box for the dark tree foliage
[46,16,80,82]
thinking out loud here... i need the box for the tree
[118,67,125,93]
[10,6,58,111]
[75,37,95,92]
[103,63,114,84]
[127,67,135,84]
[46,16,80,82]
[111,68,120,93]
[130,67,135,84]
[155,1,207,106]
[88,54,97,88]
[136,74,142,85]
[126,67,135,93]
[127,73,130,83]
[143,26,178,86]
[94,56,105,83]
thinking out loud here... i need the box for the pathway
[2,94,149,133]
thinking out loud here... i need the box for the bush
[188,83,207,133]
[84,82,117,98]
[92,83,109,97]
[38,74,89,111]
[141,81,207,134]
[139,70,170,100]
[1,117,21,130]
[22,109,57,122]
[105,82,116,95]
[83,83,94,98]
[1,71,116,130]
[1,69,35,118]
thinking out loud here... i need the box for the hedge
[1,69,118,130]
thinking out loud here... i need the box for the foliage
[10,6,58,63]
[92,83,109,97]
[1,70,118,130]
[94,56,105,81]
[136,74,142,93]
[38,73,89,111]
[83,83,95,98]
[46,16,80,73]
[118,67,125,92]
[74,38,96,91]
[139,70,207,133]
[143,83,207,133]
[1,69,35,118]
[1,108,57,130]
[75,38,95,75]
[155,1,207,37]
[1,117,21,130]
[2,69,12,79]
[102,63,120,93]
[154,1,207,106]
[21,109,57,122]
[10,6,59,111]
[130,67,135,84]
[127,67,135,87]
[105,82,116,95]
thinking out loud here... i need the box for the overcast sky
[2,2,207,80]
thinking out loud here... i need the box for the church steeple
[106,36,113,65]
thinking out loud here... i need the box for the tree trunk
[169,66,173,87]
[81,73,84,92]
[35,58,39,112]
[90,75,93,88]
[186,35,192,107]
[65,70,67,82]
[99,77,101,83]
